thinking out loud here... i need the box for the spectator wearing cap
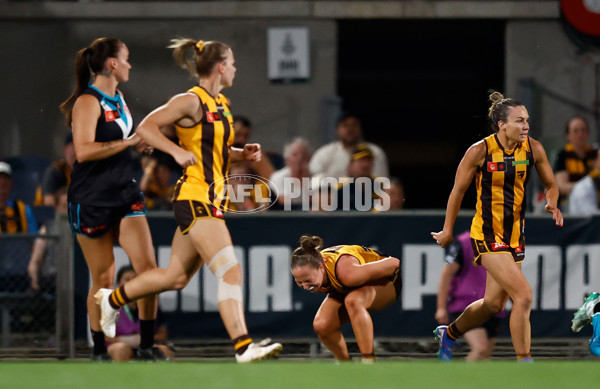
[309,114,389,188]
[40,133,76,207]
[0,161,38,233]
[332,144,382,212]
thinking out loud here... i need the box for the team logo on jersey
[206,112,221,122]
[105,110,121,122]
[487,162,506,172]
[100,99,132,138]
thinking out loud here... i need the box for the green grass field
[1,360,599,389]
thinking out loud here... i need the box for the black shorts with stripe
[470,238,525,265]
[173,200,225,234]
[68,192,146,238]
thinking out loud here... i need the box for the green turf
[0,360,599,389]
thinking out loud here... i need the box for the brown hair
[564,116,589,135]
[487,90,523,133]
[290,235,324,270]
[60,37,124,128]
[169,38,231,80]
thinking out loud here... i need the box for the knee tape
[208,246,242,303]
[217,280,242,303]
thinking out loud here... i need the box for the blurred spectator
[388,177,405,210]
[309,114,389,187]
[40,133,76,207]
[347,144,375,179]
[27,188,68,293]
[375,176,405,211]
[0,161,38,294]
[107,265,173,362]
[232,115,253,149]
[568,149,600,216]
[554,116,597,208]
[226,162,270,213]
[140,152,176,211]
[269,137,312,210]
[233,115,283,177]
[0,161,38,233]
[334,144,382,211]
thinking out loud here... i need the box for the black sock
[594,303,600,314]
[233,334,252,355]
[139,319,155,350]
[92,329,107,355]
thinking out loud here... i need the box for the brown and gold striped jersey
[320,245,388,294]
[470,134,534,248]
[0,199,32,233]
[171,86,234,209]
[554,143,597,182]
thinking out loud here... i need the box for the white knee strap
[208,246,242,303]
[217,280,243,303]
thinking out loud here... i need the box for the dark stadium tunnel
[337,19,505,209]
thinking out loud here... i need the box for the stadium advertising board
[74,213,600,339]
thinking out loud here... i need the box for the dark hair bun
[299,235,323,252]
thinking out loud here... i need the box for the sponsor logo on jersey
[206,112,221,122]
[487,162,506,172]
[512,160,529,166]
[105,110,121,122]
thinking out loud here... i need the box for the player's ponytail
[290,235,324,269]
[169,38,231,80]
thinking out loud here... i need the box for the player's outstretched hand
[545,203,563,227]
[431,230,453,248]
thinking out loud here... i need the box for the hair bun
[299,235,323,251]
[488,91,504,105]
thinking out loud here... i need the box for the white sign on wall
[267,27,310,82]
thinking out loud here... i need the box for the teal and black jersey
[68,86,139,207]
